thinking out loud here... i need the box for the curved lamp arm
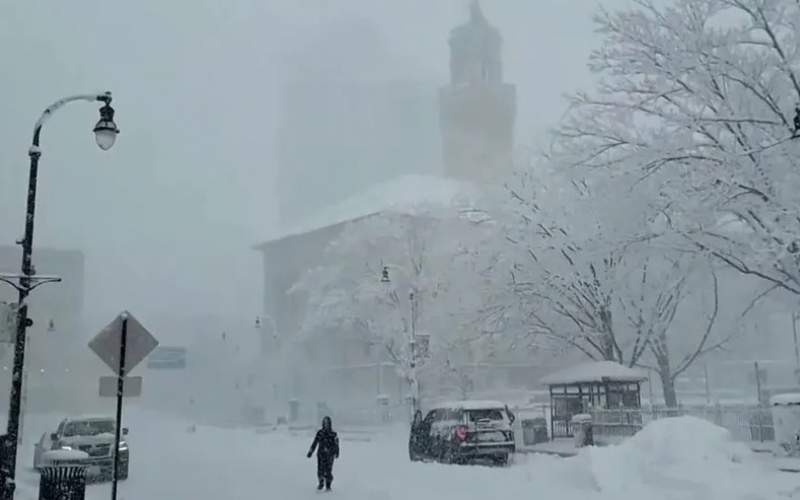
[32,91,112,147]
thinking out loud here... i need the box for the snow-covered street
[11,411,800,500]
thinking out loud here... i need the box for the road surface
[13,409,800,500]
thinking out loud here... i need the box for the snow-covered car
[33,416,129,481]
[410,400,516,465]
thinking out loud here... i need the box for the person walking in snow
[307,416,339,491]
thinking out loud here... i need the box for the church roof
[255,175,478,246]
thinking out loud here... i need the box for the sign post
[111,314,127,500]
[89,311,157,500]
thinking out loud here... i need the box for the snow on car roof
[434,400,508,411]
[770,393,800,405]
[65,415,114,422]
[541,360,648,385]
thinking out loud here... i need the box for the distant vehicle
[409,400,516,466]
[33,416,129,481]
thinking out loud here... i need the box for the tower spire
[440,0,516,183]
[470,1,486,24]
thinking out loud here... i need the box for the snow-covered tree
[290,204,501,401]
[499,165,650,366]
[620,254,727,407]
[553,0,800,302]
[505,165,730,406]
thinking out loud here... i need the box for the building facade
[0,246,96,415]
[0,246,85,326]
[255,4,519,424]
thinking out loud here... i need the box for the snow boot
[317,479,324,491]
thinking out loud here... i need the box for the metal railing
[589,405,775,442]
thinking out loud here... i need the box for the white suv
[33,416,129,481]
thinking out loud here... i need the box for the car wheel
[494,454,509,467]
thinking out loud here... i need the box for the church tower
[439,2,516,182]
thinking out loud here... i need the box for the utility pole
[381,266,421,418]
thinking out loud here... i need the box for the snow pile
[583,416,787,499]
[619,415,751,466]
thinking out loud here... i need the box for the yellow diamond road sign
[89,312,158,375]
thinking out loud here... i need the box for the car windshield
[466,409,505,422]
[62,420,114,437]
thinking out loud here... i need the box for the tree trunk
[652,329,680,409]
[659,369,679,409]
[599,307,618,362]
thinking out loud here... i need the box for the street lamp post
[381,266,420,415]
[792,313,800,384]
[408,289,419,413]
[0,92,118,500]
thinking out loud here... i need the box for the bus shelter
[541,361,647,438]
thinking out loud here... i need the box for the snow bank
[582,416,791,499]
[620,415,751,466]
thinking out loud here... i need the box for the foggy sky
[0,1,631,337]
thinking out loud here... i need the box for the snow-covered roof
[256,175,477,246]
[433,400,508,411]
[541,361,648,386]
[771,393,800,405]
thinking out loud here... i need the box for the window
[63,420,115,437]
[466,409,504,422]
[622,391,640,408]
[434,409,462,421]
[554,397,584,417]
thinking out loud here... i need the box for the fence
[590,405,775,442]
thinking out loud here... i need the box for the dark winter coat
[307,416,339,488]
[308,428,339,459]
